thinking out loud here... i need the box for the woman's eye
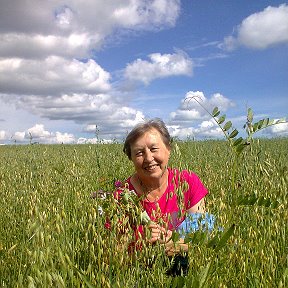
[151,147,158,152]
[136,151,143,156]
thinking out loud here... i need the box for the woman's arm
[187,198,206,214]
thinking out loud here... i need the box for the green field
[0,138,287,287]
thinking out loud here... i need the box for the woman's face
[130,128,170,181]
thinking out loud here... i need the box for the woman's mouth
[144,164,158,171]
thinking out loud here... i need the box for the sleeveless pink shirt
[126,167,208,231]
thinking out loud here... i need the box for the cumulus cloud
[0,0,180,59]
[170,91,235,123]
[9,124,76,144]
[0,0,181,143]
[264,121,288,136]
[221,4,288,50]
[0,57,111,95]
[13,131,26,142]
[124,52,193,84]
[0,123,122,144]
[168,120,223,140]
[27,124,51,139]
[166,91,236,139]
[0,92,145,138]
[0,33,92,59]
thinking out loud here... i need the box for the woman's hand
[165,238,188,256]
[147,223,172,244]
[147,223,188,256]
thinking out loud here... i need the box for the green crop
[0,135,287,287]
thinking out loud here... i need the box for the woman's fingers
[147,224,171,243]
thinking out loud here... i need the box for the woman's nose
[144,150,153,162]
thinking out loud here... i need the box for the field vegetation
[0,136,287,287]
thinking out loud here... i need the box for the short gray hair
[123,118,172,160]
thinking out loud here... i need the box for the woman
[119,118,208,261]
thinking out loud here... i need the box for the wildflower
[176,212,216,238]
[114,180,122,188]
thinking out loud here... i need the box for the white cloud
[222,4,288,50]
[0,33,92,59]
[13,131,25,142]
[0,0,181,143]
[7,122,135,145]
[83,124,98,133]
[265,121,288,136]
[170,91,235,122]
[27,124,51,139]
[112,0,180,28]
[1,93,144,138]
[168,119,223,140]
[124,52,193,84]
[168,125,195,139]
[0,0,180,59]
[54,131,75,144]
[10,124,76,144]
[0,130,7,140]
[0,57,111,95]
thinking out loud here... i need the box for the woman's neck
[136,169,168,201]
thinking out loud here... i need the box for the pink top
[126,167,208,232]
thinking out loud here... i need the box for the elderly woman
[116,118,209,274]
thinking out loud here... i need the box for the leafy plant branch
[185,95,287,208]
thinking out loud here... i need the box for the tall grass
[0,139,287,287]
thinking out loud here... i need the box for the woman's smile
[144,164,159,171]
[130,128,170,182]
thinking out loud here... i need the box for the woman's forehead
[132,129,162,146]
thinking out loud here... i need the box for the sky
[0,0,287,144]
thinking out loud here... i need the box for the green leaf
[223,121,232,131]
[233,137,243,146]
[74,266,97,288]
[257,196,265,206]
[199,261,213,288]
[247,108,253,123]
[268,119,275,125]
[207,233,220,249]
[237,194,257,205]
[212,107,220,117]
[253,122,258,132]
[247,194,257,205]
[215,224,235,251]
[188,231,208,245]
[235,143,246,154]
[171,231,181,242]
[263,198,271,207]
[262,118,269,127]
[270,200,280,209]
[217,115,226,124]
[229,129,239,139]
[172,276,185,287]
[257,119,264,129]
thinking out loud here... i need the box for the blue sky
[0,0,287,144]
